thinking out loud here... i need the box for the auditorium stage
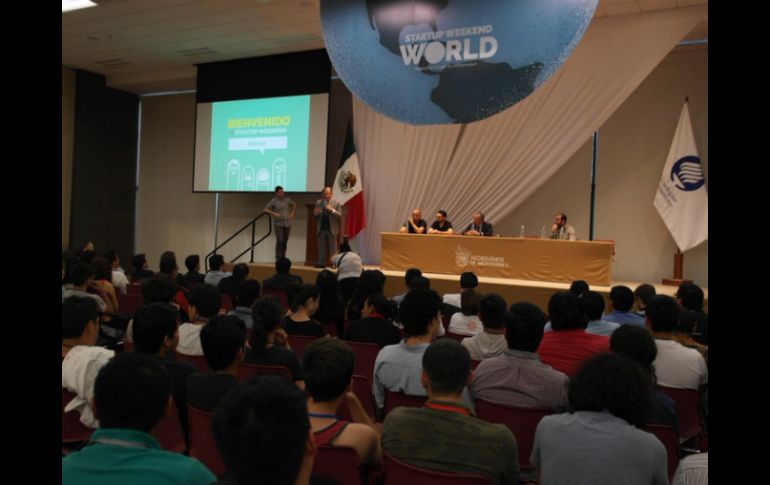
[227,263,708,313]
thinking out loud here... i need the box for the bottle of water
[519,225,525,238]
[541,226,546,239]
[559,227,565,240]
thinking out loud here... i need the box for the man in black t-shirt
[399,208,428,234]
[428,209,454,234]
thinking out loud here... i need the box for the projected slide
[194,94,328,192]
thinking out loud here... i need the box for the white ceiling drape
[351,7,707,264]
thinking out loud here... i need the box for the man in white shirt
[646,295,707,390]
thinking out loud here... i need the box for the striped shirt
[672,452,708,485]
[471,349,569,410]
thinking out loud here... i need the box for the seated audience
[186,315,246,412]
[283,284,325,337]
[211,376,317,485]
[204,254,231,288]
[345,269,386,321]
[676,283,708,345]
[604,285,645,326]
[314,270,345,337]
[244,297,304,386]
[262,256,303,305]
[633,283,656,317]
[531,353,667,485]
[374,288,441,409]
[382,339,519,484]
[62,353,215,485]
[472,302,568,411]
[227,279,260,329]
[461,293,507,360]
[218,263,250,304]
[443,271,479,309]
[133,302,197,446]
[537,292,609,378]
[646,295,708,390]
[345,292,401,349]
[304,338,381,465]
[448,289,483,336]
[392,267,422,305]
[62,296,115,428]
[130,253,154,282]
[177,284,222,356]
[181,254,205,290]
[610,324,678,428]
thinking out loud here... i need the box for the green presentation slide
[209,95,311,191]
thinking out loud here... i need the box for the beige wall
[62,67,76,249]
[496,47,708,287]
[136,93,320,270]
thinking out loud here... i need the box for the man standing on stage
[263,186,296,260]
[314,186,342,268]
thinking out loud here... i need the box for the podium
[304,203,339,267]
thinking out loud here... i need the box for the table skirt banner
[380,233,614,286]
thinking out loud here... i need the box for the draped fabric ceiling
[350,7,707,264]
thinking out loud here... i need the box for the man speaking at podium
[314,186,342,268]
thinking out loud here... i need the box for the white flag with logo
[654,102,708,252]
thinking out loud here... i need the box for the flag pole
[662,248,692,286]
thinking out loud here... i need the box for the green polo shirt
[62,428,215,485]
[382,400,519,485]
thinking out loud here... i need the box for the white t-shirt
[177,323,205,356]
[112,270,129,295]
[653,339,708,389]
[448,313,483,336]
[332,251,363,281]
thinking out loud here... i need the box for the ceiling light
[62,0,97,13]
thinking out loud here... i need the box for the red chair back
[657,386,705,443]
[474,398,551,469]
[117,294,144,317]
[238,363,292,381]
[312,446,365,485]
[320,320,338,337]
[62,388,93,444]
[337,375,376,422]
[643,424,680,481]
[263,288,290,311]
[154,397,186,453]
[221,294,234,312]
[383,389,427,417]
[188,405,226,476]
[471,359,481,370]
[126,283,143,296]
[383,453,491,484]
[176,353,210,373]
[344,340,379,386]
[288,335,318,359]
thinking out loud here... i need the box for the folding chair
[474,398,551,470]
[188,405,226,476]
[237,363,292,381]
[383,453,491,484]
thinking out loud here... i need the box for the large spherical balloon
[321,0,598,125]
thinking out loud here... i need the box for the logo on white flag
[671,156,705,191]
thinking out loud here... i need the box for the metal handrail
[205,213,272,271]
